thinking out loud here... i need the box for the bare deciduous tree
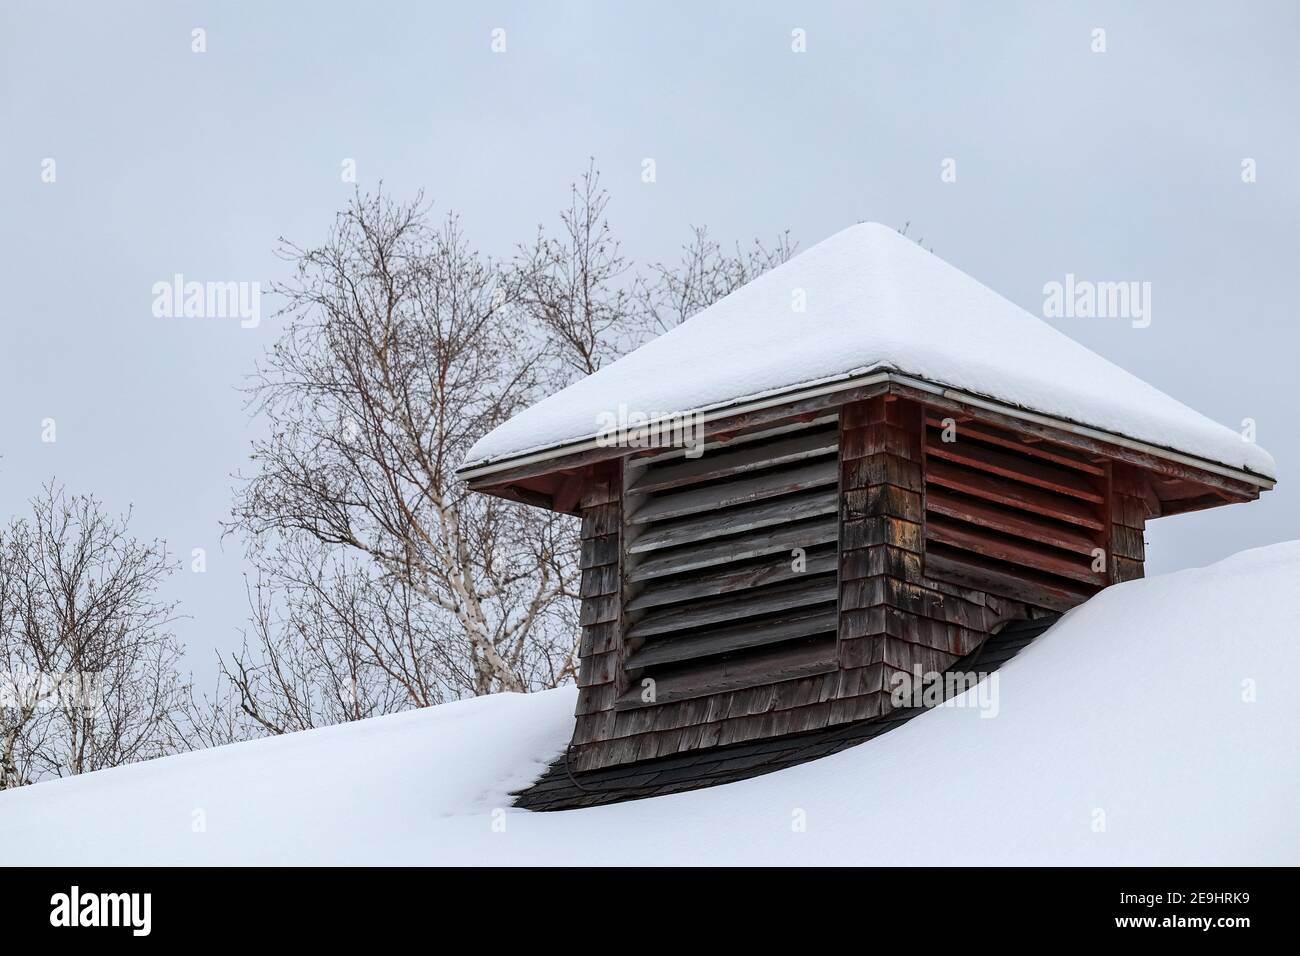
[517,162,642,376]
[0,484,185,789]
[639,225,796,332]
[222,168,794,736]
[218,542,481,736]
[171,677,260,752]
[230,192,579,719]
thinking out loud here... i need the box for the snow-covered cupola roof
[461,223,1274,485]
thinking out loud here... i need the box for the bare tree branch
[0,484,186,789]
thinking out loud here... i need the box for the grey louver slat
[628,425,839,495]
[628,574,837,639]
[627,515,838,581]
[625,607,838,669]
[627,487,839,553]
[621,418,840,694]
[624,545,838,611]
[627,458,837,525]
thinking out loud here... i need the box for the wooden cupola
[458,223,1275,779]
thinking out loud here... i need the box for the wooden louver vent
[922,417,1110,612]
[619,419,841,708]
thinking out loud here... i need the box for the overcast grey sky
[2,1,1296,684]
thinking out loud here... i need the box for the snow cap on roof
[462,222,1275,480]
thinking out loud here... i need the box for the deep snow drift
[3,542,1298,866]
[464,223,1275,480]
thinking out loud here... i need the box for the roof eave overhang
[456,370,1276,492]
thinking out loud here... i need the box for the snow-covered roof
[463,223,1275,481]
[3,541,1298,864]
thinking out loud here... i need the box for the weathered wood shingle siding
[1110,462,1148,583]
[561,390,1178,773]
[571,463,624,747]
[835,396,989,721]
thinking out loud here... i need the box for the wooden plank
[893,382,1265,499]
[841,422,922,462]
[841,454,923,492]
[628,574,836,638]
[579,592,620,626]
[926,516,1104,585]
[926,486,1100,555]
[926,434,1104,502]
[579,466,621,508]
[628,487,837,553]
[628,427,837,494]
[687,383,882,446]
[841,515,924,552]
[570,711,615,746]
[840,575,986,628]
[553,473,586,514]
[626,514,838,580]
[843,484,924,522]
[1112,461,1151,498]
[924,415,1104,475]
[625,546,837,611]
[625,607,838,669]
[581,501,620,537]
[576,650,618,688]
[925,547,1092,613]
[927,459,1104,530]
[578,621,619,657]
[835,663,890,698]
[1158,492,1227,517]
[578,533,619,570]
[629,414,841,468]
[840,395,893,429]
[1110,524,1145,561]
[1113,555,1144,582]
[499,485,553,510]
[840,545,923,582]
[1110,493,1146,529]
[579,563,619,598]
[575,683,616,716]
[926,575,989,606]
[839,608,974,654]
[614,639,838,709]
[855,634,958,673]
[627,458,838,525]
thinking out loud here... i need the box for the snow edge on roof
[460,223,1277,482]
[460,367,1276,486]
